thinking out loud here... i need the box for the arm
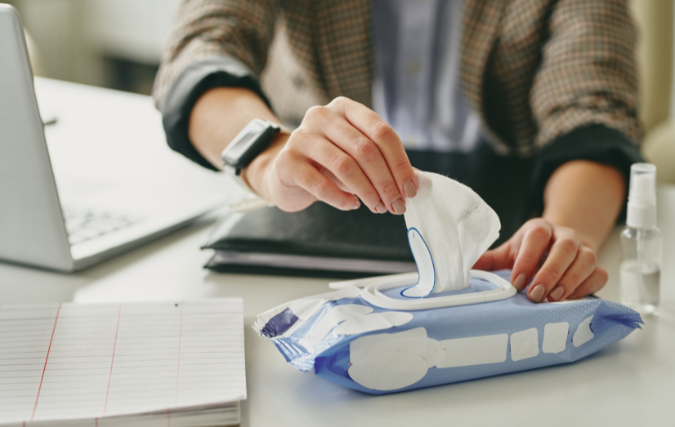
[189,87,418,214]
[156,1,418,214]
[152,0,278,170]
[475,160,625,303]
[475,0,640,302]
[542,160,625,252]
[188,87,280,169]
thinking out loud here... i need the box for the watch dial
[225,120,267,161]
[227,131,256,158]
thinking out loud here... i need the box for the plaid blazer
[154,0,640,156]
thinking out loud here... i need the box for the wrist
[241,132,290,201]
[542,161,625,252]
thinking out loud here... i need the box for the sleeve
[152,0,277,170]
[530,124,643,218]
[529,0,643,216]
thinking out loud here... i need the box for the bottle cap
[627,163,657,228]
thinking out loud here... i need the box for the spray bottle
[620,163,662,314]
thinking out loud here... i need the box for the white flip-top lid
[330,270,515,310]
[330,226,516,310]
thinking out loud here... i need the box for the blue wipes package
[254,270,643,395]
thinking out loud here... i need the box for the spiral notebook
[0,300,246,427]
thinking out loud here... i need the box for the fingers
[528,229,580,302]
[566,267,608,300]
[297,163,360,211]
[328,97,418,203]
[546,246,597,302]
[285,97,416,215]
[316,109,407,214]
[297,132,383,213]
[473,243,513,272]
[476,217,605,303]
[274,149,359,211]
[510,221,553,291]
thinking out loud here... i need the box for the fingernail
[513,274,527,290]
[549,286,564,301]
[530,284,546,302]
[391,198,406,215]
[353,199,361,210]
[375,201,387,213]
[403,180,417,198]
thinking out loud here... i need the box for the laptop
[0,5,233,272]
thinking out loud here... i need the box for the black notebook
[203,150,534,278]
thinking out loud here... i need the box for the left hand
[473,218,608,302]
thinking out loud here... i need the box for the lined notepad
[0,300,246,427]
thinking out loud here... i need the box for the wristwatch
[222,118,283,212]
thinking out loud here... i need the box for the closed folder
[203,150,534,278]
[203,202,415,278]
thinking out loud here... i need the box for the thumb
[472,244,512,271]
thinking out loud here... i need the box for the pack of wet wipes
[254,172,642,394]
[254,273,642,394]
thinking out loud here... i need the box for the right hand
[474,218,608,302]
[249,97,418,214]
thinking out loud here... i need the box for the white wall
[630,0,674,132]
[86,0,182,65]
[15,0,99,84]
[12,0,181,86]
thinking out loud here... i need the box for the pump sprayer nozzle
[627,163,657,228]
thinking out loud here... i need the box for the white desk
[1,80,675,427]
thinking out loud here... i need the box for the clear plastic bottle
[620,163,662,314]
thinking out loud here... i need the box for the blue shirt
[372,0,482,152]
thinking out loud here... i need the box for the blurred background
[6,0,181,95]
[4,0,675,182]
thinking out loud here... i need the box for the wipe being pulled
[255,172,642,394]
[402,171,500,296]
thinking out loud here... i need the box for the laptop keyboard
[63,208,140,245]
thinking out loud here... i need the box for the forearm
[542,160,626,251]
[188,87,281,169]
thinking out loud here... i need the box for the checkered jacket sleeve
[153,0,277,109]
[531,0,641,146]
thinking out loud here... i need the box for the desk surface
[2,80,674,427]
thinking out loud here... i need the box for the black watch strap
[221,119,281,172]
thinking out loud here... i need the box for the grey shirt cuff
[160,55,272,171]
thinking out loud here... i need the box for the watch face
[223,119,267,164]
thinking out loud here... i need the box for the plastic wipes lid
[358,270,516,310]
[627,163,657,228]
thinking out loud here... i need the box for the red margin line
[174,307,183,407]
[30,303,62,421]
[102,304,123,417]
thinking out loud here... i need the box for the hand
[249,97,418,214]
[473,218,608,302]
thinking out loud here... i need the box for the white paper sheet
[0,300,246,425]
